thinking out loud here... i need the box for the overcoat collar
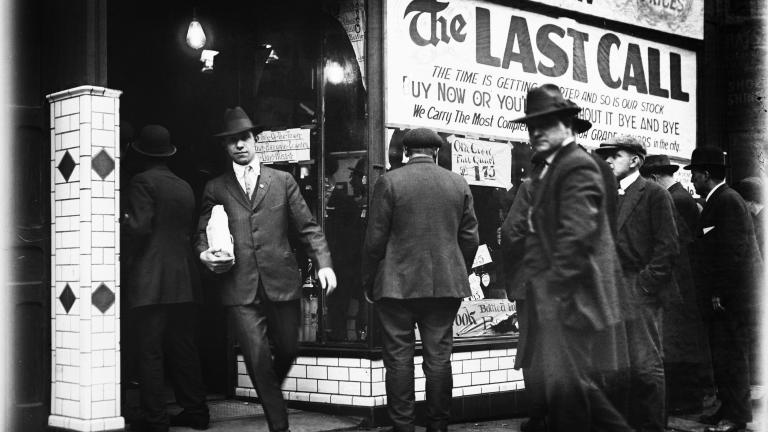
[224,165,274,210]
[617,173,646,230]
[531,141,579,210]
[699,183,730,225]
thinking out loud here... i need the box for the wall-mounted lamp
[200,49,219,72]
[186,9,206,49]
[325,61,346,85]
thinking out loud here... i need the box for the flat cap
[594,134,647,159]
[402,128,443,149]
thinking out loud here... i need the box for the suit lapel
[531,142,577,210]
[224,170,252,211]
[617,175,646,230]
[251,167,273,210]
[698,184,727,231]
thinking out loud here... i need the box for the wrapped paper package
[206,205,234,257]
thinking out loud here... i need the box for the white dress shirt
[232,159,261,199]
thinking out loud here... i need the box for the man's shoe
[520,417,547,432]
[703,419,747,432]
[169,411,209,430]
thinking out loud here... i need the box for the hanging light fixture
[186,8,206,50]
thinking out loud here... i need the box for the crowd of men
[121,85,761,432]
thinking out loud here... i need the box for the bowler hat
[214,106,264,137]
[402,128,443,149]
[131,125,176,157]
[594,135,647,160]
[683,146,725,170]
[640,154,679,176]
[512,84,581,124]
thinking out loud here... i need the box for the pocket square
[703,226,715,235]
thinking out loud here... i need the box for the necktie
[244,165,253,198]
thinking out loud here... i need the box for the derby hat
[512,84,581,123]
[402,128,444,149]
[131,125,176,157]
[594,134,647,160]
[214,106,264,137]
[640,154,679,176]
[683,146,725,170]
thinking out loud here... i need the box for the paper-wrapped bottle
[206,205,234,257]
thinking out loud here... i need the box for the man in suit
[640,154,711,416]
[685,146,760,432]
[595,138,679,432]
[122,125,209,432]
[362,128,479,432]
[196,107,337,432]
[510,84,632,432]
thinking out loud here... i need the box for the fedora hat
[131,125,176,157]
[573,117,592,134]
[512,84,581,124]
[683,146,725,170]
[640,154,679,176]
[214,106,264,137]
[402,128,444,149]
[594,134,647,160]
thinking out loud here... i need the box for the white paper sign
[454,299,517,337]
[384,0,697,160]
[256,128,311,163]
[471,244,492,268]
[449,136,511,188]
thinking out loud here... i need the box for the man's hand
[712,296,725,312]
[200,249,235,274]
[317,267,337,294]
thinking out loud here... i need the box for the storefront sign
[256,128,311,163]
[449,136,512,188]
[453,298,517,337]
[525,0,703,40]
[384,0,697,160]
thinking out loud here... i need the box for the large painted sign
[527,0,703,40]
[384,0,697,160]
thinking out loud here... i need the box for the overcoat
[195,166,332,305]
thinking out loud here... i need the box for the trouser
[133,303,209,429]
[516,299,547,419]
[625,304,665,432]
[229,286,300,432]
[710,308,752,423]
[376,298,462,432]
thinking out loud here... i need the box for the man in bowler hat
[196,107,337,432]
[122,125,209,432]
[510,84,631,432]
[362,128,479,432]
[595,137,679,432]
[685,146,760,432]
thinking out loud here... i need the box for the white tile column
[46,86,124,432]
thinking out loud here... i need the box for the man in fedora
[196,107,337,432]
[510,84,631,432]
[641,154,711,416]
[685,146,760,432]
[595,137,679,432]
[362,128,479,432]
[122,125,209,432]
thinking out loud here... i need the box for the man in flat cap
[641,154,711,417]
[595,136,678,432]
[196,107,337,432]
[362,128,479,432]
[685,146,760,432]
[510,84,631,432]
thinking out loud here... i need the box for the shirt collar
[619,170,641,191]
[706,181,726,202]
[232,157,261,178]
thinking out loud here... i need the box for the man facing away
[362,128,479,432]
[510,84,631,432]
[685,146,760,432]
[196,107,337,432]
[595,137,679,432]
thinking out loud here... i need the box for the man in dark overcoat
[685,146,761,432]
[510,84,632,432]
[196,107,337,432]
[596,138,679,432]
[362,128,479,432]
[122,125,209,432]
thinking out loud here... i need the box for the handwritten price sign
[449,136,511,189]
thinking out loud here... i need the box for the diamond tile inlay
[57,151,76,182]
[59,283,76,313]
[92,149,115,180]
[92,283,115,313]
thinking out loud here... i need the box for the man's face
[604,149,639,180]
[223,131,257,165]
[527,114,570,154]
[690,169,709,196]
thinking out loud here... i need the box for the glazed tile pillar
[46,86,124,432]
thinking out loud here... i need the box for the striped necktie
[244,165,254,198]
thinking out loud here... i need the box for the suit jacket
[123,166,202,308]
[695,184,761,311]
[196,166,332,305]
[615,175,679,307]
[669,182,699,236]
[500,180,533,300]
[362,157,479,300]
[524,142,624,332]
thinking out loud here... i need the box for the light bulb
[325,61,345,84]
[186,19,206,49]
